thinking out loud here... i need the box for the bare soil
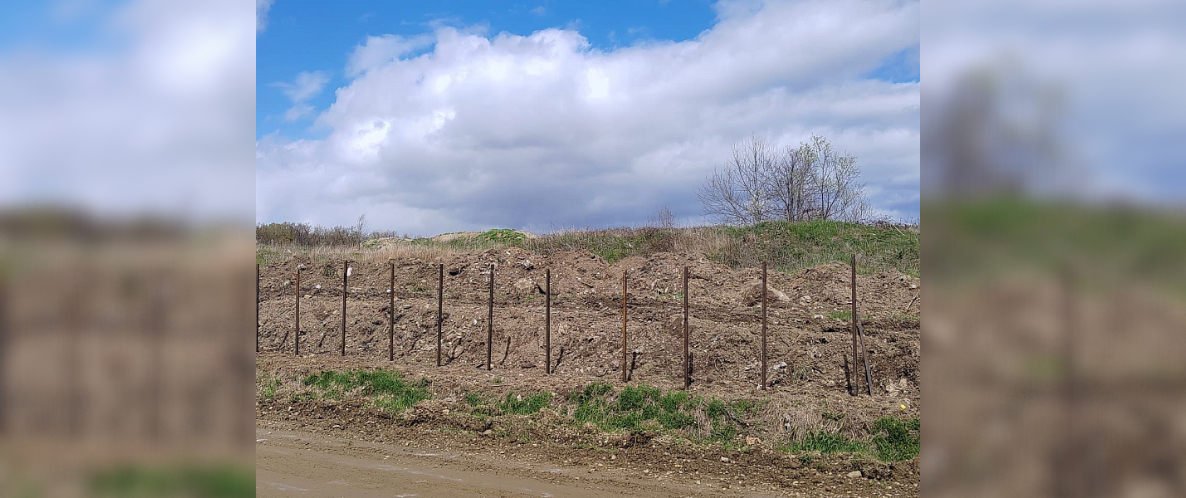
[256,248,920,495]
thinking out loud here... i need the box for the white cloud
[257,0,921,234]
[346,34,434,77]
[0,0,255,221]
[257,0,274,33]
[922,0,1186,204]
[272,70,328,121]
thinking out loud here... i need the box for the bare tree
[698,136,776,225]
[766,141,815,221]
[356,214,366,249]
[701,134,868,224]
[648,205,676,229]
[807,135,863,221]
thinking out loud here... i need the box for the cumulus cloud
[257,0,921,234]
[923,0,1186,203]
[0,0,255,220]
[272,70,328,121]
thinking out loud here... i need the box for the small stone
[483,429,493,436]
[720,457,730,463]
[442,409,450,415]
[332,424,341,429]
[847,470,862,478]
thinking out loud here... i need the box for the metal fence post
[487,263,494,371]
[761,262,767,391]
[683,266,689,389]
[622,270,628,383]
[545,268,551,374]
[437,263,444,367]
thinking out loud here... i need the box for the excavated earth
[256,248,921,496]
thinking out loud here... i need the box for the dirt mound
[431,230,537,243]
[257,248,920,398]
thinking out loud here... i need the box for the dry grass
[257,220,920,276]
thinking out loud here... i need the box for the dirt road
[256,425,910,497]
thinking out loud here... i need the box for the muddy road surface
[256,424,911,497]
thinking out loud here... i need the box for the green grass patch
[476,228,528,244]
[714,220,920,277]
[88,463,254,498]
[568,383,746,437]
[301,369,431,413]
[872,417,920,462]
[827,310,852,320]
[260,376,281,402]
[498,392,552,415]
[782,431,869,454]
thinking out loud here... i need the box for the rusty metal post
[850,254,860,395]
[487,263,494,371]
[761,261,768,391]
[436,263,444,366]
[683,266,689,389]
[295,268,301,356]
[387,262,393,361]
[622,270,628,383]
[545,268,551,374]
[853,256,873,395]
[341,260,348,356]
[256,263,260,353]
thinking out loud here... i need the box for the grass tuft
[498,392,552,415]
[301,369,431,413]
[872,417,921,461]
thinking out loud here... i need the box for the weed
[784,431,868,454]
[827,310,852,321]
[301,369,431,413]
[872,417,920,461]
[88,463,254,498]
[498,392,552,415]
[261,377,281,402]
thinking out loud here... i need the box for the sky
[255,0,922,236]
[0,0,255,222]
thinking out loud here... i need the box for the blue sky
[258,0,919,140]
[256,0,921,235]
[258,1,725,139]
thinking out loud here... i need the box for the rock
[740,283,791,306]
[745,436,761,446]
[799,295,812,305]
[812,314,825,320]
[720,457,730,463]
[847,470,863,478]
[774,361,787,371]
[332,424,341,429]
[521,259,534,270]
[483,429,493,436]
[513,278,536,292]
